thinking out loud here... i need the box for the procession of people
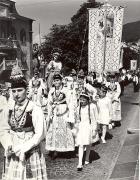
[0,46,139,179]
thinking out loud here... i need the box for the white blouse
[47,60,62,71]
[0,100,46,157]
[77,103,98,130]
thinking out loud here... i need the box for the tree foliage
[41,0,101,75]
[122,21,140,42]
[123,47,138,69]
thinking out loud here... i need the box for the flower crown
[10,64,24,80]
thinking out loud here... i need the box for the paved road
[0,84,139,180]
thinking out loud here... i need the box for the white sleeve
[113,83,121,101]
[90,104,98,131]
[40,79,45,89]
[29,79,33,89]
[136,76,139,84]
[65,89,75,123]
[85,83,97,100]
[59,62,62,71]
[108,98,112,120]
[47,61,53,70]
[21,105,46,153]
[0,106,13,151]
[45,88,54,125]
[28,79,33,95]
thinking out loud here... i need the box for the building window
[1,25,6,38]
[11,27,17,40]
[0,6,7,17]
[20,29,26,45]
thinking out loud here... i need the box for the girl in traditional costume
[28,68,45,106]
[0,65,47,180]
[75,91,98,171]
[97,85,112,143]
[77,69,97,103]
[45,73,75,159]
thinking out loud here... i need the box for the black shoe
[115,122,121,127]
[77,165,83,171]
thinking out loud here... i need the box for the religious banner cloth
[88,4,124,73]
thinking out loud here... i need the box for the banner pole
[103,1,108,72]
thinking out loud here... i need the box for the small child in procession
[97,85,112,143]
[75,91,98,171]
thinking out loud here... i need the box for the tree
[123,47,138,69]
[41,0,101,75]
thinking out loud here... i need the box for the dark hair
[11,78,27,89]
[100,85,108,93]
[109,74,115,79]
[80,94,90,101]
[51,48,62,55]
[53,73,62,80]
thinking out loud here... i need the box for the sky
[13,0,140,43]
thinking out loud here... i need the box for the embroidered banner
[88,4,124,73]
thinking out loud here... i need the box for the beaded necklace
[54,85,63,101]
[13,100,29,122]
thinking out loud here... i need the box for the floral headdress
[10,64,27,89]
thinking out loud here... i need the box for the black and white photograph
[0,0,139,179]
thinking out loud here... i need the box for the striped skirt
[2,146,47,180]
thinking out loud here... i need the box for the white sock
[78,146,84,166]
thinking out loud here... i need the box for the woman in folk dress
[28,68,45,106]
[106,74,121,127]
[75,92,98,171]
[0,65,47,180]
[45,73,75,159]
[46,48,62,91]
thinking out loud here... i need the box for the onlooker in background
[29,68,45,105]
[119,69,128,96]
[132,72,139,92]
[126,70,132,84]
[1,83,10,102]
[46,48,63,90]
[70,69,77,83]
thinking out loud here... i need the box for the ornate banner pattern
[88,5,124,73]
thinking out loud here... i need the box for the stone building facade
[0,0,33,81]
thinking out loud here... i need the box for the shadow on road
[81,149,100,164]
[58,151,77,159]
[89,150,100,163]
[106,132,113,140]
